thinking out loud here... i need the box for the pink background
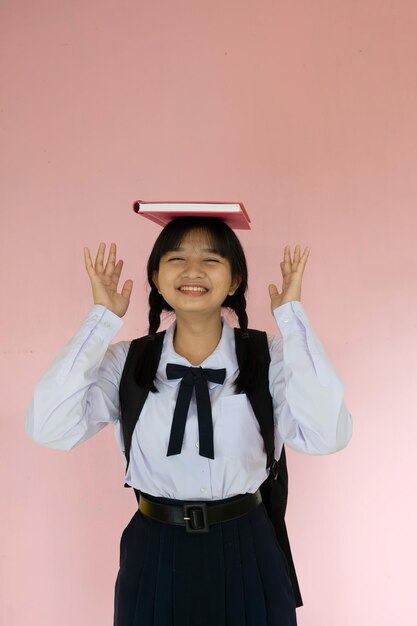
[2,1,417,624]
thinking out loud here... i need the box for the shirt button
[91,315,98,321]
[200,487,207,493]
[282,318,289,323]
[103,321,110,327]
[195,442,199,448]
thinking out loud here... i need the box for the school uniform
[25,300,352,626]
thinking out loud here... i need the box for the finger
[283,245,291,274]
[104,242,117,275]
[297,247,311,270]
[293,245,301,268]
[84,247,96,276]
[280,260,291,287]
[293,248,310,278]
[111,259,124,287]
[94,242,106,273]
[268,283,280,298]
[121,279,133,300]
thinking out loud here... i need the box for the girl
[25,216,352,626]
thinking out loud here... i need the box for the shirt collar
[157,317,239,388]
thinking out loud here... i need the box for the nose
[180,259,205,278]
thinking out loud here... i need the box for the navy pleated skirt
[113,492,297,626]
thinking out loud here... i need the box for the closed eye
[167,257,221,263]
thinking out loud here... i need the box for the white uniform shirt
[25,300,352,500]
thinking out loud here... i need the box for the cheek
[158,276,179,301]
[153,268,173,293]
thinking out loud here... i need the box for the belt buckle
[183,503,209,533]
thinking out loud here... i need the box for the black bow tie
[166,363,226,459]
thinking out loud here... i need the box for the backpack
[119,327,303,607]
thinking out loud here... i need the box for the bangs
[155,219,231,259]
[163,227,227,257]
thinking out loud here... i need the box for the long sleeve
[268,300,352,455]
[25,305,129,451]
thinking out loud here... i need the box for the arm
[268,300,353,455]
[24,305,129,450]
[267,245,352,455]
[25,241,134,450]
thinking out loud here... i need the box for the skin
[151,231,241,363]
[83,236,310,365]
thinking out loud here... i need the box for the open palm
[84,242,133,318]
[268,245,310,312]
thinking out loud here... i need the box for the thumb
[268,283,280,299]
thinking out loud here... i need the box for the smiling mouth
[177,286,208,295]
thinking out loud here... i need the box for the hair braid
[134,286,168,392]
[148,287,165,336]
[234,292,249,337]
[225,292,258,394]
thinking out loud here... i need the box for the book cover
[132,200,251,230]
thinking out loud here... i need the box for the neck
[173,312,223,365]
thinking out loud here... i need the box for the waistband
[138,489,262,533]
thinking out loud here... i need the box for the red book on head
[132,200,251,230]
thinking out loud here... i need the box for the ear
[228,276,241,296]
[152,271,160,293]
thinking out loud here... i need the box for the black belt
[138,489,262,533]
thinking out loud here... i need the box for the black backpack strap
[262,448,302,606]
[234,328,275,470]
[119,331,166,481]
[234,327,303,607]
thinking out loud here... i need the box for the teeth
[179,286,207,292]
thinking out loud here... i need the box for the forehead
[169,229,219,253]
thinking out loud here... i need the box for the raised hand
[84,242,133,318]
[268,245,310,312]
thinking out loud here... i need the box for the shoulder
[265,332,283,352]
[250,328,283,364]
[236,327,283,364]
[240,327,283,354]
[103,339,132,373]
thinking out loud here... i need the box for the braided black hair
[134,216,259,393]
